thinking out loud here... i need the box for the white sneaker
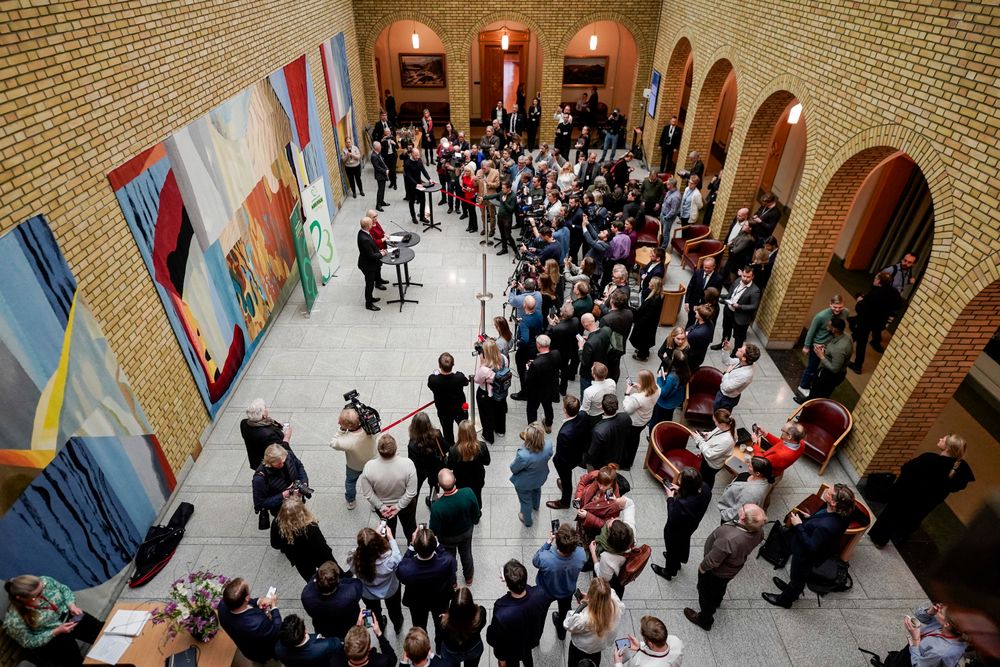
[346,500,356,510]
[797,386,810,397]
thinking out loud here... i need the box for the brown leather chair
[789,398,853,474]
[658,283,686,326]
[669,224,710,257]
[790,483,873,561]
[682,238,725,271]
[645,421,703,485]
[683,366,722,426]
[635,215,661,247]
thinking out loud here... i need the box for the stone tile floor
[123,158,929,667]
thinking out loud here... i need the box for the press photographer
[253,442,312,526]
[517,220,561,266]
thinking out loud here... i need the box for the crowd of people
[2,105,977,667]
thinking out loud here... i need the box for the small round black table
[385,231,423,288]
[416,182,443,232]
[381,246,418,311]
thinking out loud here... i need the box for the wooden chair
[658,283,686,326]
[683,366,723,426]
[682,238,725,271]
[790,483,873,561]
[645,421,703,485]
[789,398,853,475]
[669,224,710,257]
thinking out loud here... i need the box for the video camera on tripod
[344,389,381,435]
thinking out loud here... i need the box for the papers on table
[388,234,406,244]
[104,609,150,636]
[86,634,132,664]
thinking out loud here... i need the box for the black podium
[386,231,422,289]
[381,246,418,311]
[416,182,442,232]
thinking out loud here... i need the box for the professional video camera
[344,389,381,435]
[289,479,315,499]
[472,333,496,357]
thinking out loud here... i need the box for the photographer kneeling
[253,442,311,520]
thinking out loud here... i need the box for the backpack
[128,502,194,587]
[491,365,513,401]
[806,557,852,603]
[618,544,652,586]
[757,520,792,569]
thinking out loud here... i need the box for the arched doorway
[373,21,449,129]
[720,91,806,237]
[683,59,736,183]
[559,21,638,157]
[471,20,539,126]
[650,37,693,174]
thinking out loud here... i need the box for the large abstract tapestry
[108,55,333,415]
[0,215,176,589]
[321,33,359,198]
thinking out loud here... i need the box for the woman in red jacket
[460,162,479,234]
[574,464,628,542]
[750,421,805,477]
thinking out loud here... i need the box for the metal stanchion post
[470,253,493,432]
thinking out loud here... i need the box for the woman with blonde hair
[461,161,480,233]
[544,258,565,302]
[557,160,576,192]
[270,495,334,581]
[563,576,625,666]
[628,276,664,361]
[509,422,554,526]
[656,326,690,372]
[869,434,974,548]
[3,574,102,664]
[474,337,509,444]
[621,370,659,469]
[348,524,403,634]
[447,420,492,507]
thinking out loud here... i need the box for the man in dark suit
[380,127,399,190]
[403,148,431,224]
[487,560,551,667]
[524,335,561,432]
[370,142,390,211]
[547,304,580,395]
[639,246,666,301]
[357,217,386,311]
[505,104,524,140]
[217,578,282,665]
[658,116,683,173]
[491,100,507,123]
[685,256,724,324]
[371,111,392,146]
[586,394,630,470]
[712,266,760,357]
[301,561,363,641]
[680,150,704,184]
[599,289,633,382]
[396,527,457,637]
[720,208,754,283]
[275,614,340,667]
[546,395,592,509]
[751,193,781,246]
[762,484,854,608]
[383,90,397,127]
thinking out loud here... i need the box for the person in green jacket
[430,468,482,585]
[484,180,518,256]
[4,574,102,665]
[795,317,853,402]
[797,295,848,397]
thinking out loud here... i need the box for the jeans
[600,132,618,162]
[697,570,729,626]
[345,466,362,502]
[441,528,475,582]
[441,639,484,667]
[798,348,821,389]
[515,487,542,525]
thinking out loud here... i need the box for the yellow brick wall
[642,0,1000,474]
[0,0,368,479]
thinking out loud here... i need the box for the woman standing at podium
[4,574,103,665]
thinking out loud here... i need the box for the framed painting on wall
[399,53,446,88]
[563,56,609,87]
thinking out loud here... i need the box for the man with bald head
[511,295,544,401]
[428,468,481,584]
[721,207,754,283]
[685,255,724,325]
[682,503,767,631]
[357,217,387,311]
[524,334,561,432]
[578,313,612,395]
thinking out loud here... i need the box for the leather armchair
[684,367,723,426]
[635,215,661,247]
[669,224,710,257]
[682,238,725,271]
[645,421,703,485]
[791,483,873,561]
[789,398,853,474]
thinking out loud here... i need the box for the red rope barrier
[440,189,487,209]
[381,401,436,432]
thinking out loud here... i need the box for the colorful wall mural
[108,55,334,415]
[321,33,360,198]
[0,215,176,590]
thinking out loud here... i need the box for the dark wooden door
[481,45,505,122]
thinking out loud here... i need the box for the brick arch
[854,255,1000,473]
[459,11,552,57]
[646,35,694,171]
[681,56,737,174]
[714,76,810,235]
[359,15,454,121]
[757,123,955,343]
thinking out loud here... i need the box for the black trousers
[777,553,811,606]
[555,459,576,506]
[375,178,387,206]
[720,307,749,351]
[697,570,730,626]
[345,165,364,196]
[810,368,845,399]
[364,588,404,633]
[568,641,602,667]
[407,599,447,640]
[437,409,460,446]
[476,388,507,443]
[464,200,479,231]
[31,611,103,666]
[527,125,538,150]
[551,595,572,638]
[363,267,379,307]
[409,190,426,222]
[515,344,537,390]
[526,397,553,427]
[851,321,884,368]
[569,228,584,263]
[385,155,398,187]
[621,423,644,469]
[385,501,418,545]
[497,215,516,251]
[700,458,721,490]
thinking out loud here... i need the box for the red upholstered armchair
[684,367,723,426]
[789,398,853,475]
[682,238,725,271]
[635,215,661,247]
[669,224,710,257]
[790,483,873,561]
[645,421,703,485]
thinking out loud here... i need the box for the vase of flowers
[151,570,228,642]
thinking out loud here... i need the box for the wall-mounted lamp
[501,28,509,51]
[589,32,598,51]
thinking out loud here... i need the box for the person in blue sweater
[509,422,554,526]
[275,614,341,667]
[397,527,458,640]
[532,523,587,640]
[217,578,282,664]
[650,350,691,428]
[511,295,544,400]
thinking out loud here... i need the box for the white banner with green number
[303,178,338,285]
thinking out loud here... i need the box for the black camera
[289,480,315,499]
[472,333,494,357]
[344,390,382,435]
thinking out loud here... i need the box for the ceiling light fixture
[411,22,419,49]
[501,27,509,51]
